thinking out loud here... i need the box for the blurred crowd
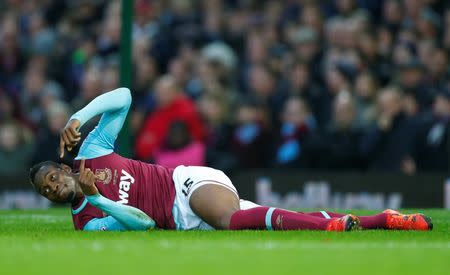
[1,0,450,177]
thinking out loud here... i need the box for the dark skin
[34,159,99,203]
[34,163,82,203]
[189,184,240,229]
[33,118,97,204]
[37,116,241,230]
[59,119,81,158]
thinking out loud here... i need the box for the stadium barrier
[1,171,449,209]
[231,171,449,209]
[1,173,50,209]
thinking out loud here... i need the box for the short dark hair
[29,161,60,191]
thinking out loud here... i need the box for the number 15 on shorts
[182,178,193,197]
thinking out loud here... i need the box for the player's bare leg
[189,184,240,229]
[190,184,359,231]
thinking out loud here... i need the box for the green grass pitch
[0,208,449,275]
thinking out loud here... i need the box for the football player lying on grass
[29,78,433,232]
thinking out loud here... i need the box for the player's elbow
[116,87,132,108]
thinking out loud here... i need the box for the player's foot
[326,214,360,231]
[384,211,433,231]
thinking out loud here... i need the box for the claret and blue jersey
[69,88,176,231]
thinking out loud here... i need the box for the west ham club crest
[95,168,112,185]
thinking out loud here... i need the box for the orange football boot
[383,209,433,231]
[326,214,360,231]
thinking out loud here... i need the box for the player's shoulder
[71,197,89,215]
[71,196,102,215]
[73,152,118,168]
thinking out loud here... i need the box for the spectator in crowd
[0,13,24,97]
[426,47,449,92]
[354,71,378,128]
[66,34,97,98]
[231,98,272,169]
[300,3,324,35]
[417,39,436,77]
[102,64,120,92]
[411,91,450,172]
[397,59,434,111]
[133,54,158,101]
[26,12,57,56]
[198,42,237,97]
[0,93,17,123]
[168,57,191,92]
[322,64,355,126]
[377,25,394,60]
[71,67,103,140]
[383,0,403,33]
[0,0,449,174]
[306,93,362,170]
[135,75,205,161]
[282,59,327,127]
[357,31,391,85]
[20,60,63,130]
[32,101,74,165]
[360,87,417,171]
[274,96,316,168]
[97,0,121,57]
[197,93,236,171]
[289,26,322,83]
[154,120,206,169]
[0,121,34,176]
[242,32,269,87]
[72,67,103,111]
[333,0,370,21]
[443,8,450,50]
[246,63,284,123]
[130,55,159,139]
[417,7,441,40]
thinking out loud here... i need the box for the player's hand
[60,119,81,158]
[78,159,99,196]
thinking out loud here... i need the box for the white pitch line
[0,214,68,222]
[15,240,449,252]
[155,240,450,250]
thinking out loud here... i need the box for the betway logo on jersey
[118,169,135,204]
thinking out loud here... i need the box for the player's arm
[79,159,155,231]
[83,194,155,231]
[59,87,132,158]
[83,216,128,231]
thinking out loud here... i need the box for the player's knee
[214,208,239,230]
[216,216,231,230]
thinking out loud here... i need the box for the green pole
[118,0,133,157]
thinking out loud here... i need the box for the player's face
[36,165,78,203]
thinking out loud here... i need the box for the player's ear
[60,163,72,173]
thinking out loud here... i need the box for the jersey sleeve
[83,216,128,231]
[71,198,104,230]
[73,87,132,159]
[84,193,156,231]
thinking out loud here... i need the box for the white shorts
[171,165,260,230]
